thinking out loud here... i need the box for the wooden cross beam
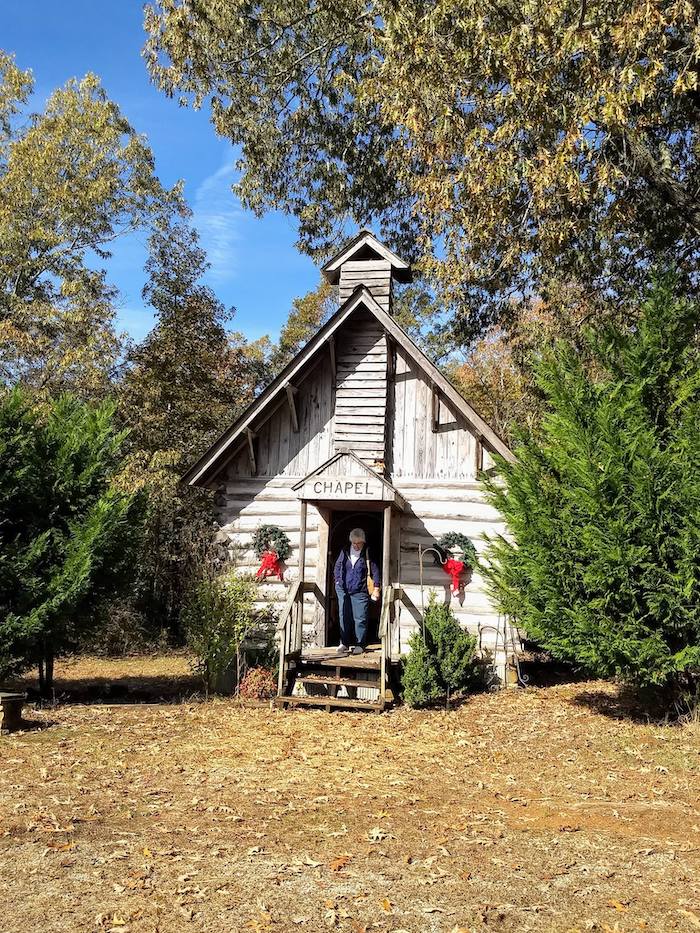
[285,383,299,432]
[386,336,395,378]
[431,386,440,433]
[246,428,257,474]
[328,336,336,380]
[475,436,484,473]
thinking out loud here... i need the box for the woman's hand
[371,587,381,602]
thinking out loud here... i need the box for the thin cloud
[192,149,242,284]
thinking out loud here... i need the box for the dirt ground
[1,657,699,933]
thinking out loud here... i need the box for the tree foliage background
[0,52,182,400]
[145,0,700,341]
[0,49,333,676]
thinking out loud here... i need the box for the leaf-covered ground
[2,657,699,933]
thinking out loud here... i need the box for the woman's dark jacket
[334,547,381,595]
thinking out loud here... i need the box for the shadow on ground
[570,684,688,724]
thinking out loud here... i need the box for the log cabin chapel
[182,231,520,711]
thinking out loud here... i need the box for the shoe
[352,645,364,655]
[336,644,348,654]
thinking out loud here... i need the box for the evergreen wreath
[253,524,291,561]
[434,532,478,568]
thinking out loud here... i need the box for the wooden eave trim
[181,294,370,486]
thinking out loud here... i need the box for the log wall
[214,312,515,683]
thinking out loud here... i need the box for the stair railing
[378,584,394,702]
[275,579,302,696]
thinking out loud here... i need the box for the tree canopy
[145,0,700,339]
[0,52,183,397]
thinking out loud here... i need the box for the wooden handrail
[378,584,394,639]
[277,579,302,697]
[275,580,301,631]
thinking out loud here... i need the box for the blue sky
[3,1,322,342]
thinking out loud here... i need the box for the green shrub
[181,572,256,696]
[402,631,443,708]
[402,594,479,708]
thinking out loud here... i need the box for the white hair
[349,527,366,544]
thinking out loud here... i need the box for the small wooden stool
[0,693,25,733]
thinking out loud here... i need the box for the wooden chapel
[182,231,518,710]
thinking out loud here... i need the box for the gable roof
[321,229,412,284]
[181,286,514,487]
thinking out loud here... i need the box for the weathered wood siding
[392,479,513,678]
[339,259,392,312]
[213,304,516,682]
[333,311,387,465]
[226,359,334,479]
[390,345,479,480]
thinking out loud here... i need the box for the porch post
[296,500,308,653]
[381,504,392,701]
[382,504,391,592]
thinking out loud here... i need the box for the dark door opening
[326,509,383,647]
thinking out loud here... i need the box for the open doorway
[326,509,383,647]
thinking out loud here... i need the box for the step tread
[275,695,384,712]
[298,674,381,689]
[298,652,381,670]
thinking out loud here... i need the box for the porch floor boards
[298,644,382,670]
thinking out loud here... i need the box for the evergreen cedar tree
[146,0,700,341]
[482,275,700,696]
[0,390,140,692]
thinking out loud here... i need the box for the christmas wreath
[253,524,291,581]
[433,532,478,594]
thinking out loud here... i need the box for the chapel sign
[297,475,389,501]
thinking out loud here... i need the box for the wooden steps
[276,643,388,713]
[300,646,382,670]
[298,673,380,689]
[274,694,384,712]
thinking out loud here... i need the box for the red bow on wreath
[442,557,465,594]
[256,550,284,581]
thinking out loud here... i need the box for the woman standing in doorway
[333,528,381,655]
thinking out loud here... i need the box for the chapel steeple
[321,229,411,313]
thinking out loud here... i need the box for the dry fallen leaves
[3,657,700,933]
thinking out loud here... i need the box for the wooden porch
[274,580,397,712]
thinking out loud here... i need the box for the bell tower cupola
[321,229,412,313]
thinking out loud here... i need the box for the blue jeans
[336,586,369,647]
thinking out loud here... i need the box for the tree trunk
[39,643,54,698]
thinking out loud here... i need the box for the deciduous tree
[145,1,700,339]
[0,52,182,397]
